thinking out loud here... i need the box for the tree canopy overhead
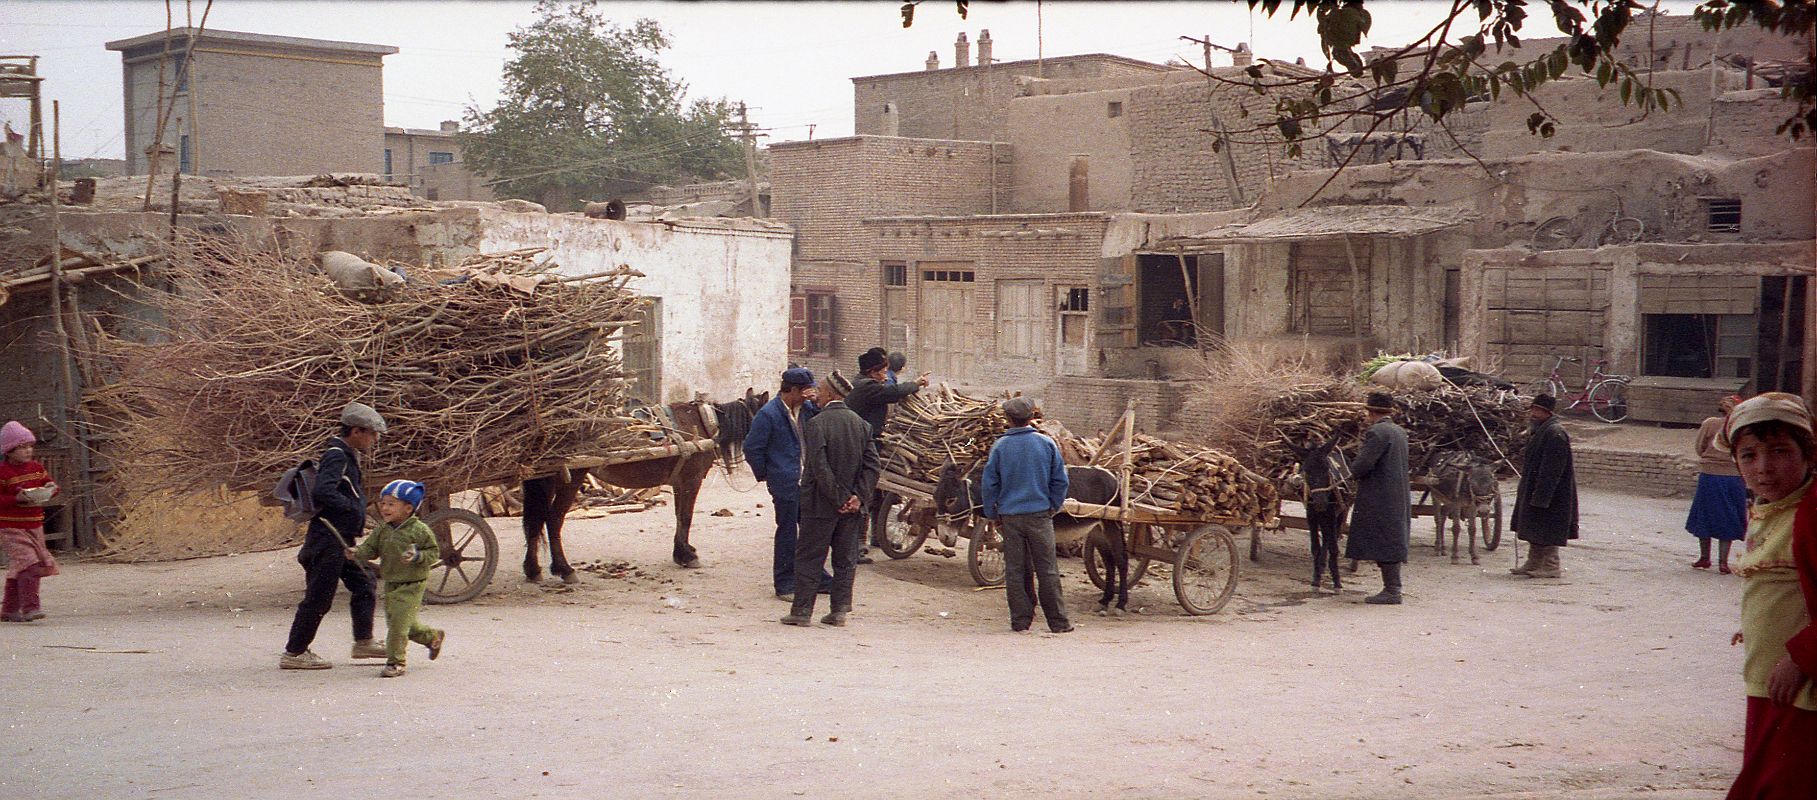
[462,0,745,209]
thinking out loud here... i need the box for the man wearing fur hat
[1346,392,1412,605]
[281,401,386,670]
[846,348,928,560]
[1511,394,1579,579]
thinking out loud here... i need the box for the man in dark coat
[743,368,829,601]
[1345,392,1412,605]
[782,378,881,627]
[1511,394,1579,579]
[282,401,384,670]
[845,348,928,559]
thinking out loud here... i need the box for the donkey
[1428,450,1498,565]
[520,391,768,583]
[932,458,1126,613]
[1284,436,1352,591]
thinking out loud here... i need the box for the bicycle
[1532,195,1645,250]
[1529,355,1632,423]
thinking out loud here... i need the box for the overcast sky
[3,0,1702,161]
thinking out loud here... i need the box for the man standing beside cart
[982,397,1075,634]
[846,348,928,561]
[1346,392,1412,606]
[1511,394,1579,579]
[281,401,386,670]
[744,368,831,601]
[782,377,881,627]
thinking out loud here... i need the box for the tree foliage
[461,0,744,209]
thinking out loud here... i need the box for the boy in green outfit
[347,480,445,677]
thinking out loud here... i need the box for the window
[1107,101,1123,118]
[884,262,907,287]
[428,151,455,165]
[1643,313,1755,379]
[179,134,191,174]
[923,270,975,282]
[1062,287,1090,312]
[623,297,663,403]
[996,280,1045,358]
[1704,198,1741,232]
[790,292,835,356]
[882,262,909,353]
[383,148,393,181]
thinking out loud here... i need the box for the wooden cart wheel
[1173,524,1240,616]
[1481,491,1504,551]
[423,508,498,605]
[1082,521,1153,589]
[966,519,1006,587]
[877,493,931,560]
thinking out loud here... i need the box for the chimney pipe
[955,32,970,68]
[1232,42,1252,67]
[977,30,993,65]
[1068,154,1090,212]
[926,50,940,71]
[439,120,459,133]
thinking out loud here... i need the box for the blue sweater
[981,427,1070,518]
[743,396,818,498]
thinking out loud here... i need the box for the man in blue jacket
[980,397,1074,634]
[743,368,830,600]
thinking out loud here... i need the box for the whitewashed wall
[474,211,793,403]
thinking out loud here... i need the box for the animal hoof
[524,572,542,583]
[1108,607,1125,617]
[1450,557,1459,564]
[1471,558,1480,565]
[560,572,580,585]
[681,559,703,569]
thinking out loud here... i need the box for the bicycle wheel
[1526,378,1565,401]
[1588,378,1630,424]
[1597,216,1644,246]
[1532,217,1578,250]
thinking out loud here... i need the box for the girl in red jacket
[0,421,60,623]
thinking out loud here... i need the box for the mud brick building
[771,19,1813,435]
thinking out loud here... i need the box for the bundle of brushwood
[1242,382,1370,488]
[86,236,652,496]
[1067,429,1279,526]
[874,384,1008,486]
[1394,385,1530,475]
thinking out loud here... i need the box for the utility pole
[1190,34,1247,207]
[737,102,764,218]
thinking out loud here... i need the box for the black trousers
[285,539,376,655]
[791,512,863,618]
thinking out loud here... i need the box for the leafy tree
[462,0,745,209]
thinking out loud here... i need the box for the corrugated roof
[1158,205,1478,246]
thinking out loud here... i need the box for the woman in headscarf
[1688,395,1748,573]
[1723,392,1817,799]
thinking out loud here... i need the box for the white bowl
[19,486,54,505]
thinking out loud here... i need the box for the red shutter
[789,294,808,354]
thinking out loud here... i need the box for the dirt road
[1,471,1746,799]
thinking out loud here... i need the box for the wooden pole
[1342,234,1363,337]
[738,102,763,218]
[1119,399,1136,527]
[48,102,95,547]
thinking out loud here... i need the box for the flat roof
[852,52,1171,82]
[106,27,397,56]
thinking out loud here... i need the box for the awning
[1154,204,1478,249]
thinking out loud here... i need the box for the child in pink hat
[0,421,60,622]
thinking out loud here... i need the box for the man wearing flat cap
[281,401,385,670]
[744,368,832,601]
[1346,392,1412,605]
[981,397,1074,633]
[1511,394,1579,579]
[783,377,880,627]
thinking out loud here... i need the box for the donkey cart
[1062,499,1250,616]
[873,472,1011,588]
[369,438,717,605]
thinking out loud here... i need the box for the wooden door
[918,265,976,380]
[1058,286,1090,375]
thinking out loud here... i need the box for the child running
[347,480,444,677]
[0,421,60,623]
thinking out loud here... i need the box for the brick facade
[1039,377,1191,439]
[854,53,1172,143]
[1127,75,1318,213]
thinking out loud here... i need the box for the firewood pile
[1241,382,1370,488]
[85,236,653,496]
[874,384,1009,486]
[1394,386,1531,475]
[1067,429,1280,527]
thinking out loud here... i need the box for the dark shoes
[820,612,847,627]
[1364,591,1403,605]
[780,614,814,627]
[428,630,445,660]
[1049,623,1076,633]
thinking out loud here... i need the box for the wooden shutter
[789,294,808,355]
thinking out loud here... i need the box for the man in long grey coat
[1344,392,1411,605]
[1511,394,1578,579]
[782,378,881,627]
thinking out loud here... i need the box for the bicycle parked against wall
[1529,355,1632,423]
[1532,196,1645,250]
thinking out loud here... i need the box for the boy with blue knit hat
[347,479,445,677]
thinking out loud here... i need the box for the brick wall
[1127,77,1317,212]
[854,54,1172,142]
[1039,377,1191,438]
[1572,443,1699,497]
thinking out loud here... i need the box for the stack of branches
[1068,429,1279,527]
[85,235,652,497]
[1395,385,1530,476]
[875,385,1008,486]
[1181,338,1364,488]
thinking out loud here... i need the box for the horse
[931,457,1126,613]
[1427,450,1498,565]
[1284,437,1352,591]
[520,390,768,583]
